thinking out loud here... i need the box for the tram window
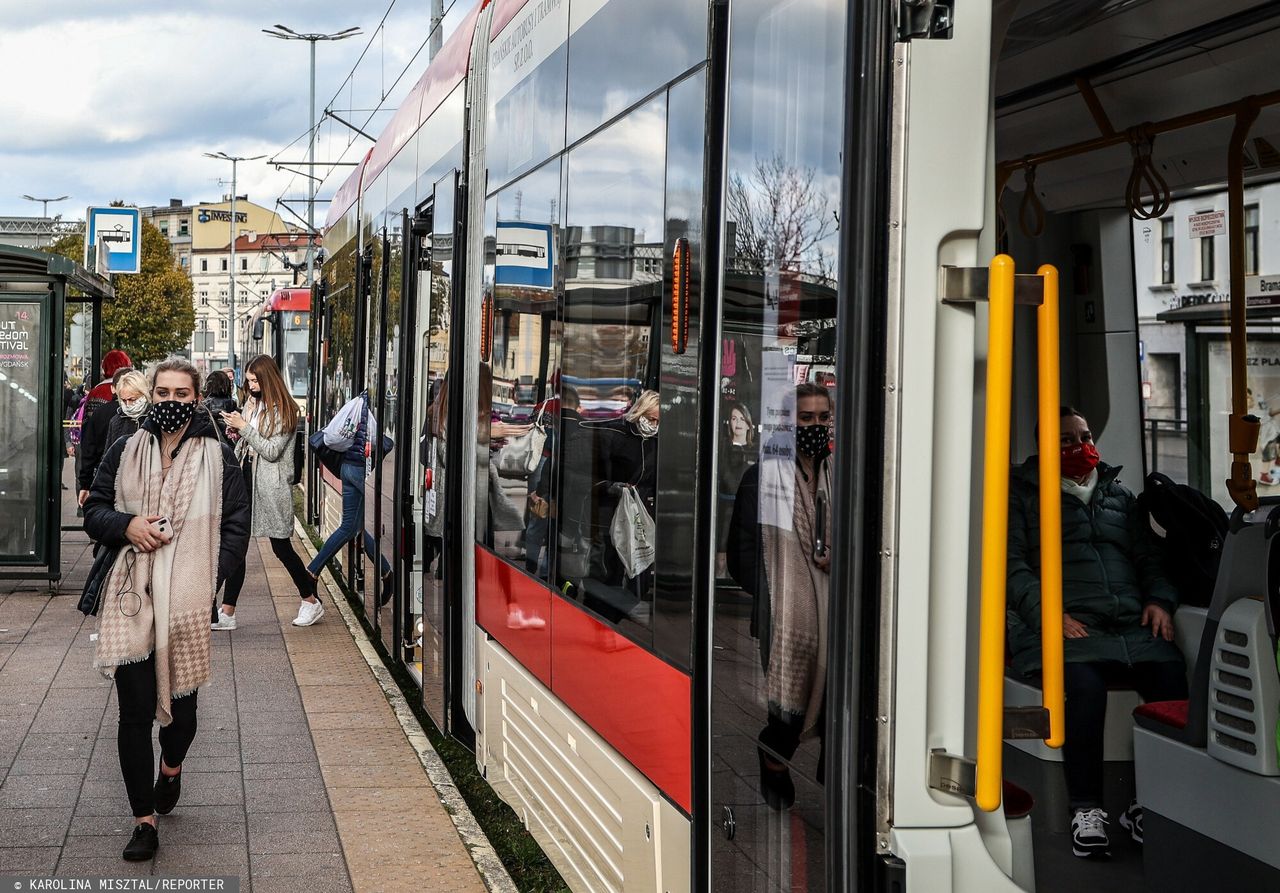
[552,95,666,635]
[711,0,845,885]
[1246,204,1260,276]
[486,3,568,192]
[565,0,705,144]
[1160,217,1174,284]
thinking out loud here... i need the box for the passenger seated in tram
[726,382,833,810]
[1007,406,1187,859]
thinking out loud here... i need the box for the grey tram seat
[1133,500,1280,892]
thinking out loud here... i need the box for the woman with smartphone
[84,356,249,862]
[215,355,322,629]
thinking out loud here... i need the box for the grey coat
[235,417,296,539]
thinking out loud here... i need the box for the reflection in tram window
[477,160,562,568]
[710,0,845,887]
[554,95,667,633]
[727,383,833,805]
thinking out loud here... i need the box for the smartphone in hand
[151,516,173,544]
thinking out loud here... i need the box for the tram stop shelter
[1156,279,1280,506]
[0,244,113,581]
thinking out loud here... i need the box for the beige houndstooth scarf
[94,430,223,725]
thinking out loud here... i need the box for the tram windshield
[280,311,309,399]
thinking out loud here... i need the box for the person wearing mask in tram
[77,350,134,507]
[307,390,393,598]
[716,402,757,580]
[726,383,833,810]
[1007,406,1186,859]
[214,356,322,630]
[104,371,151,449]
[83,356,249,862]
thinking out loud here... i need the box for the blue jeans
[308,461,389,576]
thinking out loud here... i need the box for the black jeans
[115,656,198,818]
[221,458,315,607]
[1063,660,1187,812]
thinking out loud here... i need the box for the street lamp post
[203,152,265,376]
[263,24,361,295]
[20,195,69,247]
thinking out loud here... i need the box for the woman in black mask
[726,382,833,810]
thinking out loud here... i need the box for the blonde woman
[105,370,150,449]
[216,355,321,628]
[84,356,249,861]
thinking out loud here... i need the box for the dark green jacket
[1007,458,1183,675]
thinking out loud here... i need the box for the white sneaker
[1118,800,1143,844]
[210,610,237,631]
[292,600,325,627]
[1071,807,1110,858]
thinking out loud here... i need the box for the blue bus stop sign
[85,207,142,274]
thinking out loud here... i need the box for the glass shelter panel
[0,299,47,562]
[710,0,846,888]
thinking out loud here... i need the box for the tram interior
[991,1,1280,890]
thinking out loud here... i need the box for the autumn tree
[726,155,837,282]
[47,220,196,364]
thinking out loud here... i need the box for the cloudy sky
[0,0,449,222]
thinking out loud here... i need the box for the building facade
[1133,183,1280,500]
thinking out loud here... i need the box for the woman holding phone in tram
[216,355,322,629]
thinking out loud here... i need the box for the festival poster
[0,301,44,559]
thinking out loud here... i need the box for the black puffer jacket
[84,410,250,591]
[77,396,118,491]
[1007,458,1183,675]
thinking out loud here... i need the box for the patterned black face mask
[796,423,831,459]
[152,400,195,434]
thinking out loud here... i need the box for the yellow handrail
[1036,265,1065,748]
[976,254,1016,812]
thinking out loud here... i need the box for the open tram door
[394,172,471,741]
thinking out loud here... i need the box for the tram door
[708,0,847,889]
[401,175,459,731]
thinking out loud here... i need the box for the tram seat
[1204,598,1280,774]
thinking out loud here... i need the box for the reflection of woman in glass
[726,383,833,809]
[597,390,660,596]
[716,403,756,580]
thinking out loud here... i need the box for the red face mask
[1061,442,1100,478]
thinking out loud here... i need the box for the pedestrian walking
[214,354,322,629]
[76,349,133,506]
[83,356,249,862]
[307,391,392,598]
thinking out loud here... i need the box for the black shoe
[757,743,795,810]
[153,766,181,815]
[122,822,158,861]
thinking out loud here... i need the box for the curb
[294,519,519,893]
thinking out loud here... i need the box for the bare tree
[726,155,836,281]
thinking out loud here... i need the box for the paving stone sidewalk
[0,510,488,892]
